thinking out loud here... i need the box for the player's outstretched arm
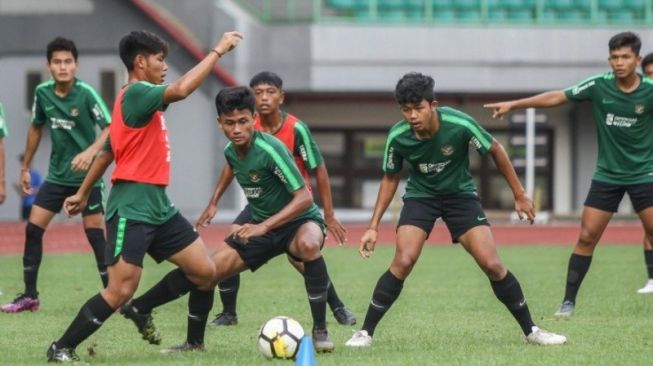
[314,163,347,245]
[483,90,568,119]
[196,165,234,228]
[20,125,43,195]
[71,127,110,172]
[360,173,400,258]
[0,137,5,204]
[164,31,243,105]
[64,150,114,216]
[488,140,535,223]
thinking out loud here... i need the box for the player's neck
[234,138,254,157]
[258,110,284,134]
[54,79,75,97]
[415,113,439,140]
[615,73,640,93]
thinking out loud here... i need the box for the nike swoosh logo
[88,203,101,210]
[602,99,614,104]
[518,299,527,307]
[92,318,103,325]
[370,300,385,310]
[476,216,486,221]
[45,105,55,111]
[308,294,323,301]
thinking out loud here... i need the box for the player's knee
[480,259,505,279]
[105,283,137,307]
[393,255,418,275]
[190,260,216,288]
[577,229,600,249]
[296,239,321,260]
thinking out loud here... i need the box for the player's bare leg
[637,207,653,293]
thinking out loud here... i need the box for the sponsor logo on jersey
[299,145,308,161]
[273,166,288,183]
[470,137,482,149]
[601,98,615,104]
[635,104,645,114]
[440,145,454,156]
[605,113,636,127]
[92,104,104,120]
[418,160,451,174]
[386,147,395,170]
[572,80,595,96]
[248,170,261,183]
[243,187,262,198]
[69,107,79,117]
[50,117,76,130]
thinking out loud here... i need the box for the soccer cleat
[525,327,567,345]
[636,279,653,294]
[312,328,335,353]
[554,300,575,317]
[47,342,80,362]
[345,330,373,347]
[1,293,39,313]
[160,341,206,354]
[120,301,161,345]
[210,312,238,326]
[332,306,357,326]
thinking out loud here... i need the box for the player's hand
[214,31,243,56]
[359,228,378,259]
[325,214,347,246]
[196,204,217,229]
[514,193,535,224]
[234,223,268,244]
[63,194,88,217]
[71,150,95,172]
[20,169,32,195]
[483,101,513,120]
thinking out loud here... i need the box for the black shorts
[233,205,252,225]
[34,181,103,217]
[397,194,489,243]
[225,218,325,272]
[584,180,653,213]
[105,212,199,267]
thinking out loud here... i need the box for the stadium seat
[457,9,482,21]
[572,0,592,10]
[607,9,635,22]
[432,0,453,10]
[488,8,507,21]
[507,9,534,21]
[598,0,622,11]
[621,0,645,10]
[326,0,355,10]
[558,9,589,21]
[452,0,480,11]
[433,9,456,22]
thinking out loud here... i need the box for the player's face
[608,46,641,79]
[48,51,77,84]
[399,99,437,133]
[644,64,653,78]
[143,52,168,84]
[252,83,284,116]
[219,109,255,147]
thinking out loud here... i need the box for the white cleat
[345,330,373,347]
[636,280,653,294]
[525,326,567,345]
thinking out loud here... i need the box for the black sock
[132,268,196,314]
[23,223,44,297]
[490,271,535,336]
[56,293,115,349]
[326,279,345,312]
[85,228,109,288]
[563,253,592,303]
[303,257,329,330]
[217,274,239,315]
[362,270,404,337]
[645,250,653,279]
[187,289,214,345]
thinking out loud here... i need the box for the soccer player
[345,72,567,347]
[642,53,653,78]
[484,32,653,314]
[199,71,355,327]
[0,102,7,205]
[638,54,653,294]
[1,38,111,314]
[46,30,243,362]
[124,86,336,353]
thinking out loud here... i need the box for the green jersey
[225,131,323,224]
[105,82,178,225]
[565,72,653,184]
[383,106,493,198]
[31,79,110,186]
[0,102,8,138]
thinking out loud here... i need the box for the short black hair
[119,31,168,71]
[46,37,78,62]
[249,71,283,89]
[394,72,436,105]
[608,32,641,55]
[215,86,255,116]
[642,53,653,73]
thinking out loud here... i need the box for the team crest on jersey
[69,107,79,117]
[635,104,645,114]
[248,170,261,183]
[440,145,454,156]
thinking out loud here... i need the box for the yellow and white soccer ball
[257,316,305,359]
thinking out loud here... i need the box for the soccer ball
[257,316,305,359]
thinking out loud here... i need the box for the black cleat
[312,328,335,353]
[332,306,357,326]
[47,342,79,363]
[210,312,238,326]
[120,301,161,345]
[160,341,206,354]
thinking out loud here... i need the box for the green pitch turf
[0,245,651,365]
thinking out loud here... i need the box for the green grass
[1,245,652,365]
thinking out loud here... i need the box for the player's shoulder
[34,80,55,95]
[76,79,100,95]
[641,74,653,87]
[439,106,477,123]
[256,131,287,151]
[574,72,612,87]
[388,119,411,135]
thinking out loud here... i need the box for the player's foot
[332,306,357,326]
[312,328,335,353]
[47,342,80,362]
[160,341,206,354]
[1,293,39,313]
[120,300,161,345]
[554,300,575,317]
[636,279,653,294]
[525,326,567,345]
[210,312,238,326]
[345,330,373,347]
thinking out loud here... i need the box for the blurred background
[1,0,652,222]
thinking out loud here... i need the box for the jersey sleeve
[293,121,324,170]
[30,90,47,127]
[465,119,493,156]
[382,129,404,174]
[122,82,167,127]
[83,84,111,128]
[564,75,599,102]
[262,138,305,193]
[0,103,8,138]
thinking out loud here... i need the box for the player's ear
[135,54,145,70]
[279,90,285,105]
[430,100,438,110]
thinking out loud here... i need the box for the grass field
[1,244,651,365]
